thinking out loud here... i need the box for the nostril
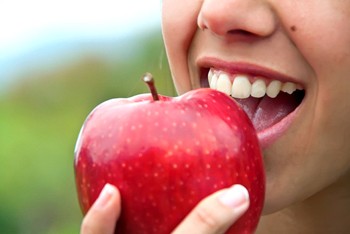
[227,29,256,37]
[227,29,255,37]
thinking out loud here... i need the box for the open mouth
[201,68,305,146]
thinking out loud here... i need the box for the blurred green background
[0,3,175,233]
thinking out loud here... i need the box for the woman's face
[162,0,350,214]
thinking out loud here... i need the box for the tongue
[235,92,299,132]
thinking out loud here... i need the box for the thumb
[172,184,250,234]
[81,183,121,234]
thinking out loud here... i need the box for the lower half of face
[162,0,350,214]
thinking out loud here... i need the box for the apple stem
[143,73,160,101]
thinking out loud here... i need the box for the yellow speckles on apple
[126,138,131,144]
[81,178,87,185]
[131,125,136,131]
[179,197,185,203]
[90,187,95,194]
[166,151,174,157]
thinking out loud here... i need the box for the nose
[197,0,277,38]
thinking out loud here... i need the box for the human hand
[80,184,121,234]
[173,184,250,234]
[80,184,249,234]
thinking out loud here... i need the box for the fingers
[81,184,121,234]
[172,184,250,234]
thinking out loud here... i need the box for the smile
[208,68,303,99]
[199,63,306,149]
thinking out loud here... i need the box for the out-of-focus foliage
[0,28,174,234]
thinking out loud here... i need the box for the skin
[81,0,350,233]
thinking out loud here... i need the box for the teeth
[208,69,214,84]
[231,75,251,98]
[266,80,282,98]
[208,69,303,99]
[251,79,266,98]
[209,73,218,89]
[281,82,297,94]
[217,73,231,95]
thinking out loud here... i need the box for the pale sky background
[0,0,161,62]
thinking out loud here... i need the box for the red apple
[74,74,265,234]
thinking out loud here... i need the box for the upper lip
[197,56,305,86]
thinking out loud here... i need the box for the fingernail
[218,184,249,208]
[95,183,116,208]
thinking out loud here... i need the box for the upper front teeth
[231,75,251,98]
[208,69,302,99]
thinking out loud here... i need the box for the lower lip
[256,102,303,149]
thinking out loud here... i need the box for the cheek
[280,2,350,71]
[161,0,202,93]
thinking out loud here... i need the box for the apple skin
[74,88,265,234]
